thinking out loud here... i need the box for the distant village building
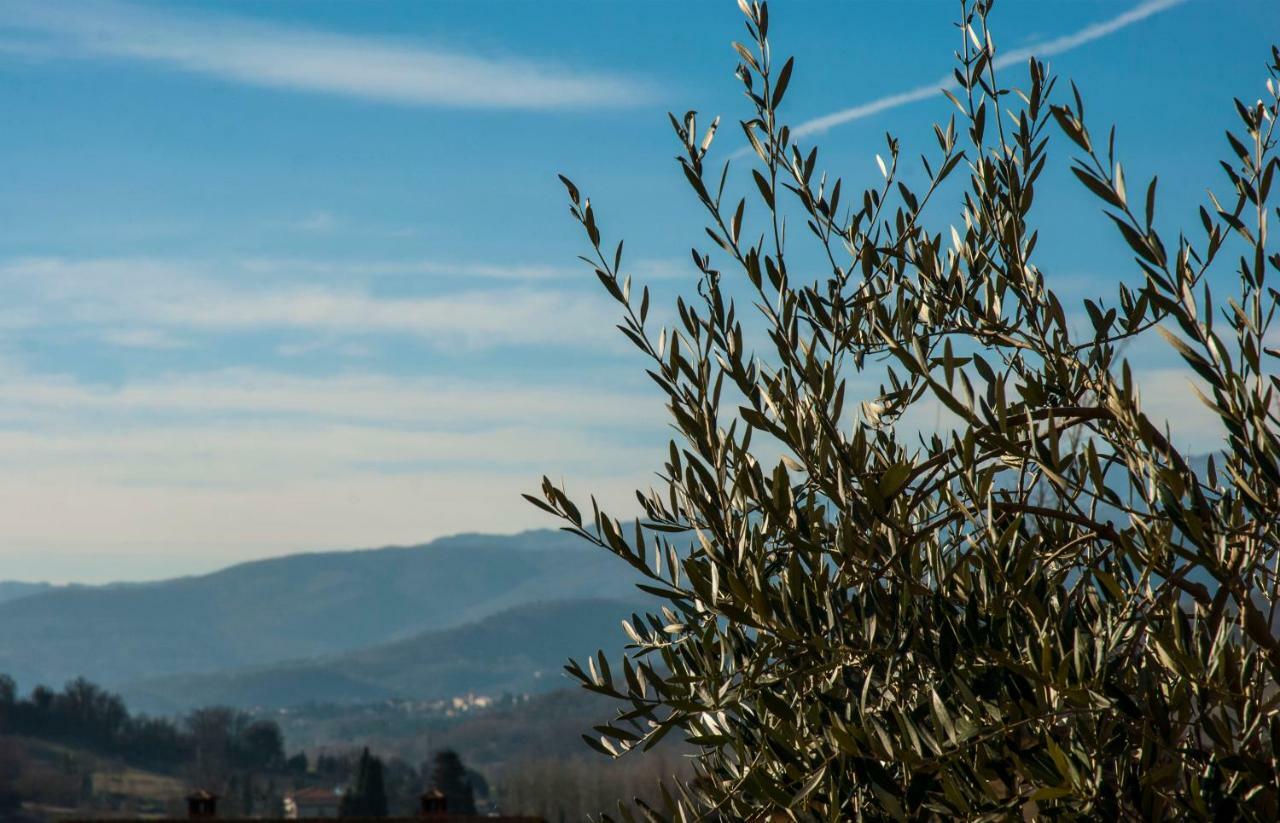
[283,786,343,819]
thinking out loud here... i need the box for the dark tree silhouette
[0,675,14,732]
[340,747,388,818]
[286,752,309,775]
[240,721,285,771]
[0,675,290,774]
[428,750,475,815]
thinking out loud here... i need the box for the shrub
[530,0,1280,818]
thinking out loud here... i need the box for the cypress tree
[429,750,476,815]
[365,755,387,817]
[340,747,388,818]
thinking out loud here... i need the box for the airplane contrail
[735,0,1189,151]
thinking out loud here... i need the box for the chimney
[420,788,447,817]
[187,790,218,819]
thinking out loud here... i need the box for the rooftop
[285,787,344,803]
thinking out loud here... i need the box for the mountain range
[0,529,644,697]
[121,597,640,713]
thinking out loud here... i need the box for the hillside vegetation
[123,598,642,712]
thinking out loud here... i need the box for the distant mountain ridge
[0,580,54,605]
[0,528,639,690]
[122,598,641,713]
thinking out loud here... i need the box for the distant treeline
[0,673,687,819]
[0,674,289,775]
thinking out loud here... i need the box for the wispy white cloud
[98,328,190,350]
[237,256,578,282]
[772,0,1188,143]
[0,362,664,580]
[153,286,615,348]
[0,0,652,109]
[3,253,682,287]
[0,256,619,349]
[0,366,663,431]
[239,255,694,283]
[274,339,373,359]
[0,423,654,489]
[287,211,342,234]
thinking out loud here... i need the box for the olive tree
[528,1,1280,818]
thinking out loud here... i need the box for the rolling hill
[121,598,641,713]
[0,529,642,690]
[0,582,53,605]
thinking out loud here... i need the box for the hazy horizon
[0,524,563,585]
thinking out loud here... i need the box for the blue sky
[0,0,1273,582]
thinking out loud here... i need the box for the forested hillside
[123,598,641,712]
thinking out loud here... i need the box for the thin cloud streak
[0,367,663,576]
[0,256,620,349]
[0,366,663,430]
[238,256,693,282]
[0,0,652,109]
[2,254,689,286]
[786,0,1188,141]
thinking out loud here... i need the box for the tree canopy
[340,747,389,818]
[428,749,476,815]
[0,675,285,775]
[531,0,1280,818]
